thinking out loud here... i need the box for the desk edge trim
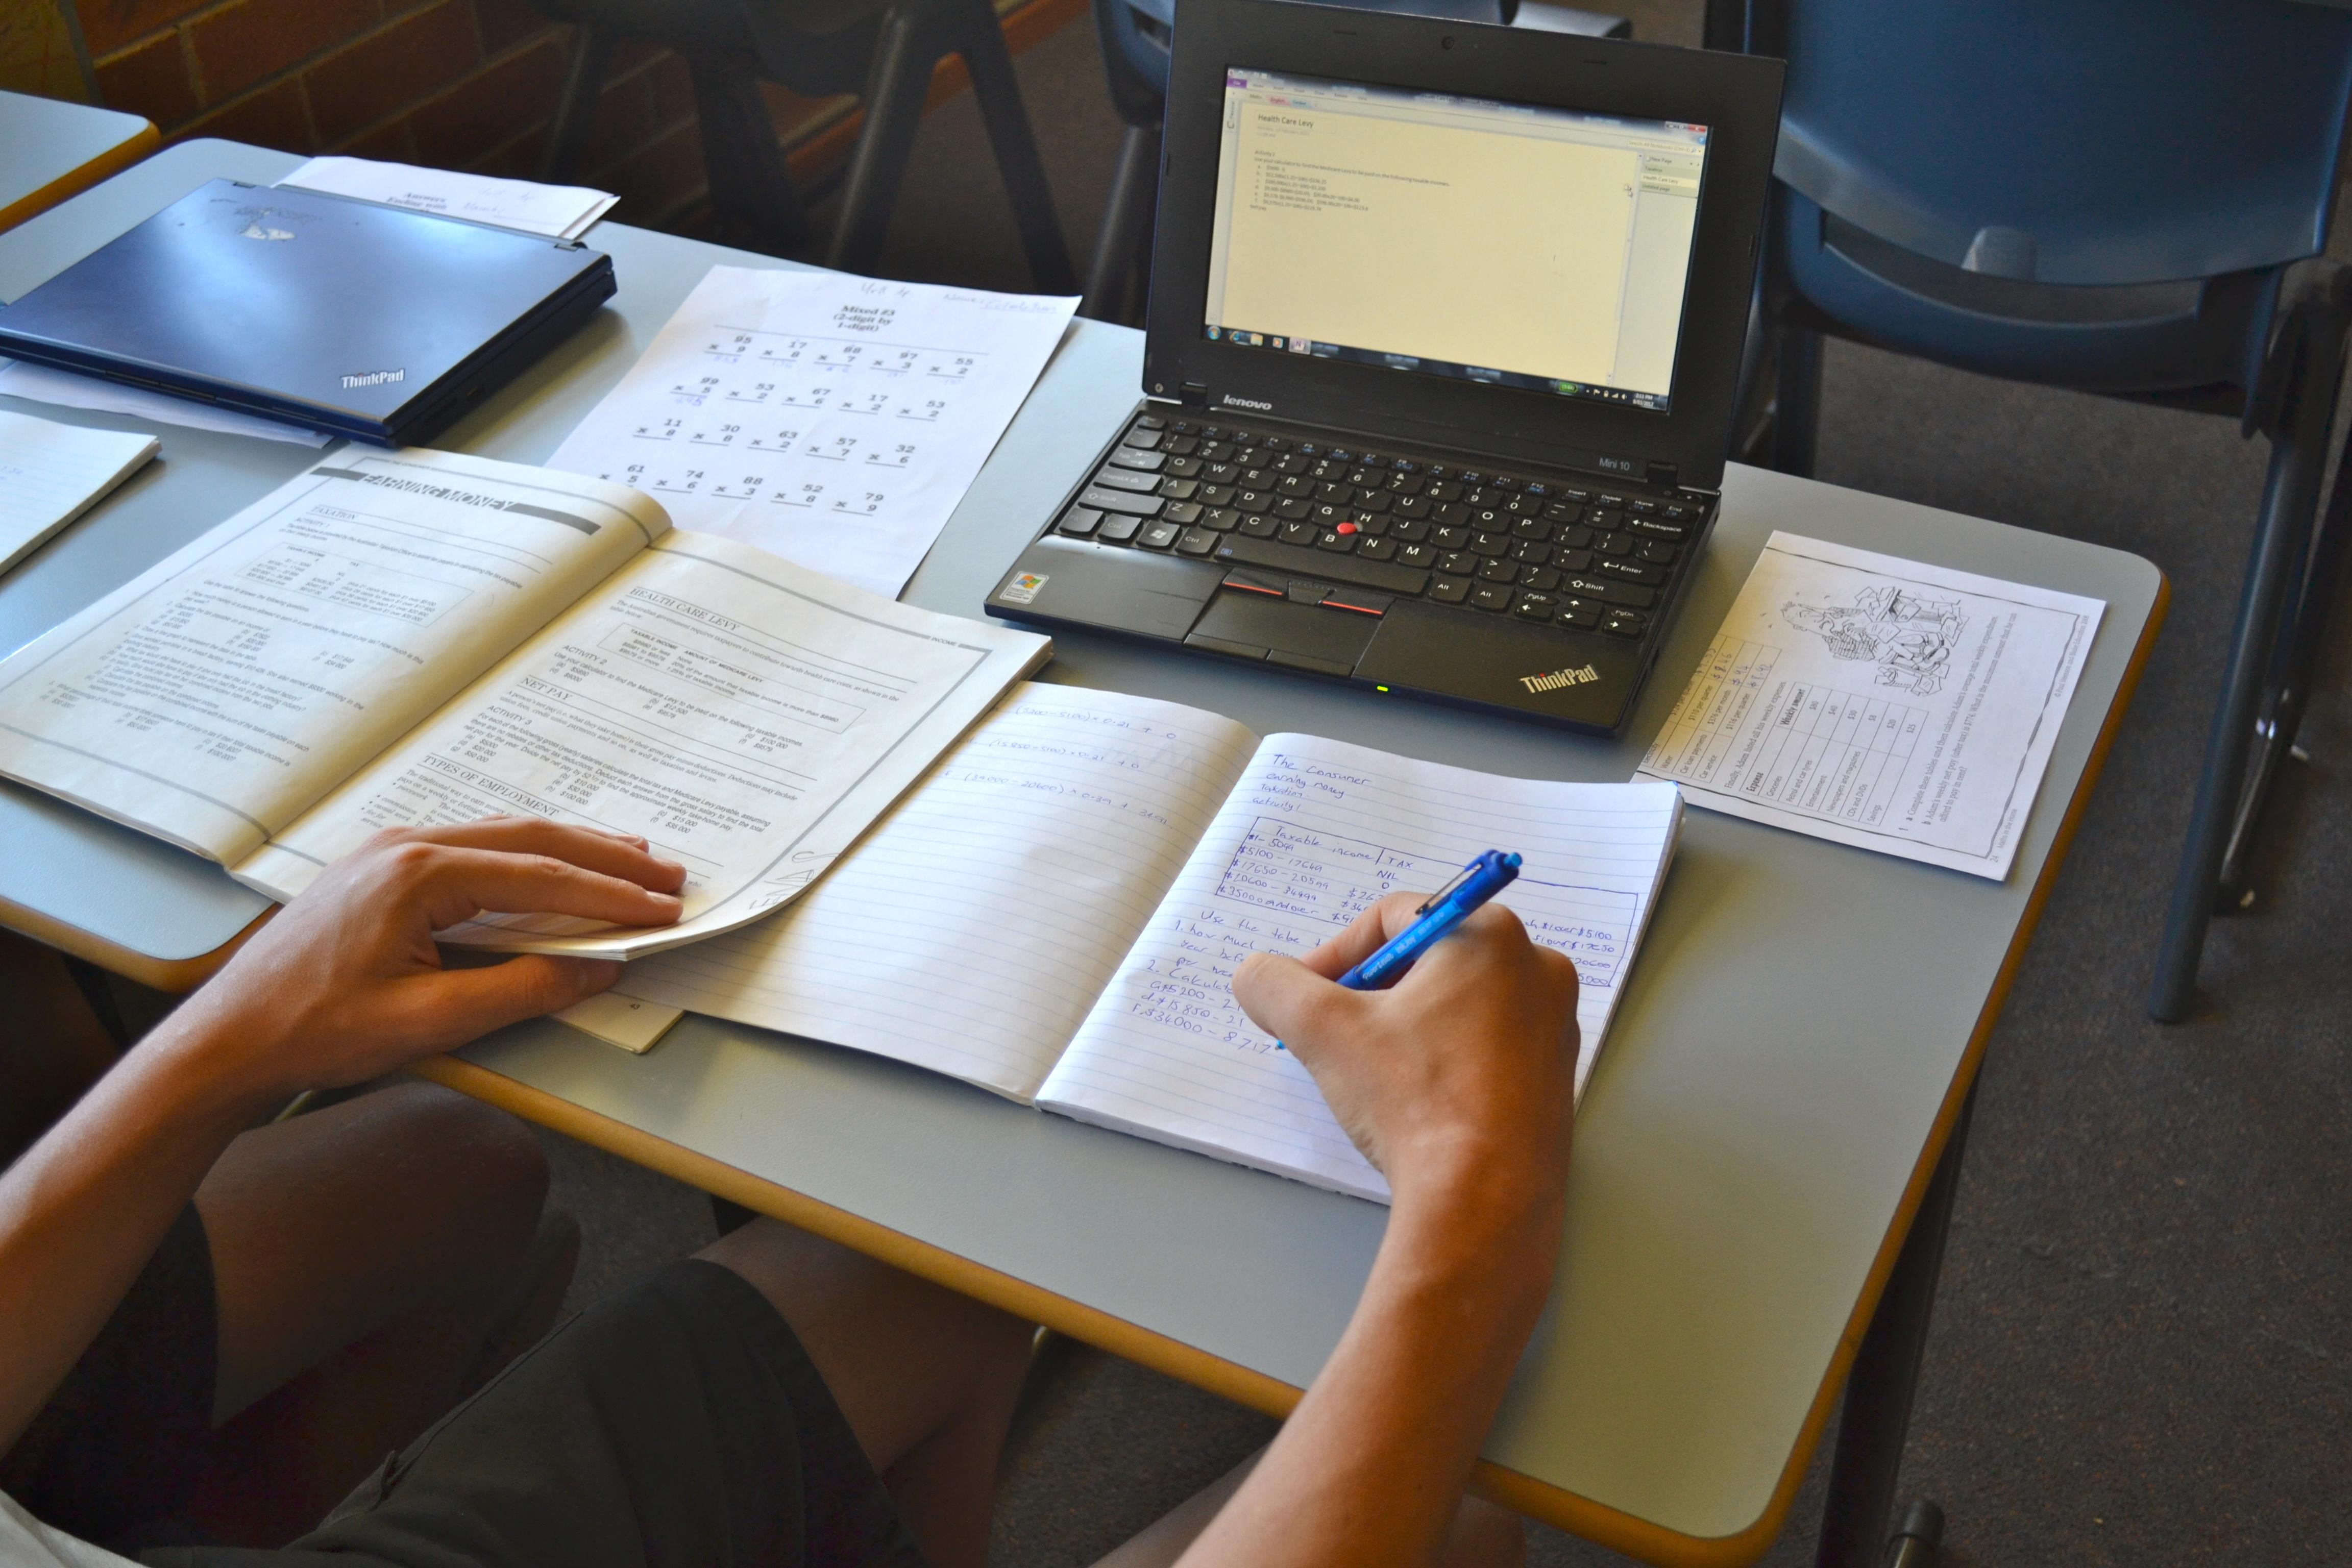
[0,887,266,992]
[0,122,159,237]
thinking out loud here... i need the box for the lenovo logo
[1219,394,1273,411]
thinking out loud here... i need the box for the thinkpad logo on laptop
[341,369,406,388]
[1518,664,1600,694]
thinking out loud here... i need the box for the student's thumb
[1233,950,1360,1056]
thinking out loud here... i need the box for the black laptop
[0,179,614,448]
[987,0,1781,733]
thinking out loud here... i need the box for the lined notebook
[602,684,1681,1203]
[0,410,158,574]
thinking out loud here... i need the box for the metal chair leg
[1771,324,1823,478]
[689,54,811,257]
[2215,367,2352,902]
[538,23,611,183]
[1885,1500,1945,1567]
[1812,1086,1973,1568]
[1082,119,1159,323]
[954,0,1080,293]
[827,5,937,274]
[2149,283,2348,1020]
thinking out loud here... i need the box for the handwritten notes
[1038,736,1682,1203]
[547,266,1077,597]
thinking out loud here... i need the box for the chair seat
[1777,191,2264,397]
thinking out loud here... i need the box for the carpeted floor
[538,13,2352,1565]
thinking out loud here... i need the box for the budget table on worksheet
[0,140,2166,1568]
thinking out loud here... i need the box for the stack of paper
[0,361,331,447]
[277,156,618,240]
[0,410,160,574]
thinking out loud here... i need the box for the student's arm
[0,819,686,1453]
[1185,897,1582,1568]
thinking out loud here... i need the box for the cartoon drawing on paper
[1782,586,1967,697]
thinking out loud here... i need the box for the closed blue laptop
[0,179,614,447]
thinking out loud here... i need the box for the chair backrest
[1763,0,2352,285]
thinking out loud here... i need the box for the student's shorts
[1,1206,927,1568]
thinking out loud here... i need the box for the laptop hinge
[1645,461,1678,489]
[1178,382,1210,408]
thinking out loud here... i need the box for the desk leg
[1812,1085,1975,1568]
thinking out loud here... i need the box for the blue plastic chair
[1718,0,2352,1025]
[1081,0,1603,321]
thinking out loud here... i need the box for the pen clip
[1415,857,1483,915]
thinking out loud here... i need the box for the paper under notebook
[595,684,1684,1203]
[0,448,1048,958]
[0,410,159,574]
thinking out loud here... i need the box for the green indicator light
[1376,685,1390,692]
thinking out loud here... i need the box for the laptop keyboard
[1049,412,1703,641]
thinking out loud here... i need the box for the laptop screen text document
[1200,67,1708,412]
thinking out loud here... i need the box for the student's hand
[162,818,686,1102]
[1232,895,1580,1218]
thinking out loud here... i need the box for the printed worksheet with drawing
[1636,531,2104,879]
[600,696,1682,1205]
[546,266,1077,597]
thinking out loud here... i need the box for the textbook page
[1636,532,2104,879]
[0,410,157,574]
[1038,738,1683,1203]
[236,532,1051,959]
[545,266,1077,598]
[0,451,661,865]
[609,684,1259,1099]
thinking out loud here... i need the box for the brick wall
[70,0,1079,230]
[74,0,712,223]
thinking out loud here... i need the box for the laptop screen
[1201,67,1709,414]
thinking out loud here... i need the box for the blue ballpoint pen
[1275,850,1521,1048]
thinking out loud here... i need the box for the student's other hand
[1232,895,1579,1217]
[168,819,685,1100]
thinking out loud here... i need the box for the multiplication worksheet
[549,266,1076,597]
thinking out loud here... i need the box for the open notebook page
[606,685,1259,1100]
[1036,736,1684,1203]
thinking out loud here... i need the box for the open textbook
[600,684,1684,1203]
[0,449,1048,958]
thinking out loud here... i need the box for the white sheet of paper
[1636,531,2104,879]
[605,685,1259,1099]
[278,156,619,239]
[1037,738,1684,1204]
[545,266,1079,598]
[0,360,332,447]
[0,411,158,574]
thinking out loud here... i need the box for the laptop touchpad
[1188,589,1380,675]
